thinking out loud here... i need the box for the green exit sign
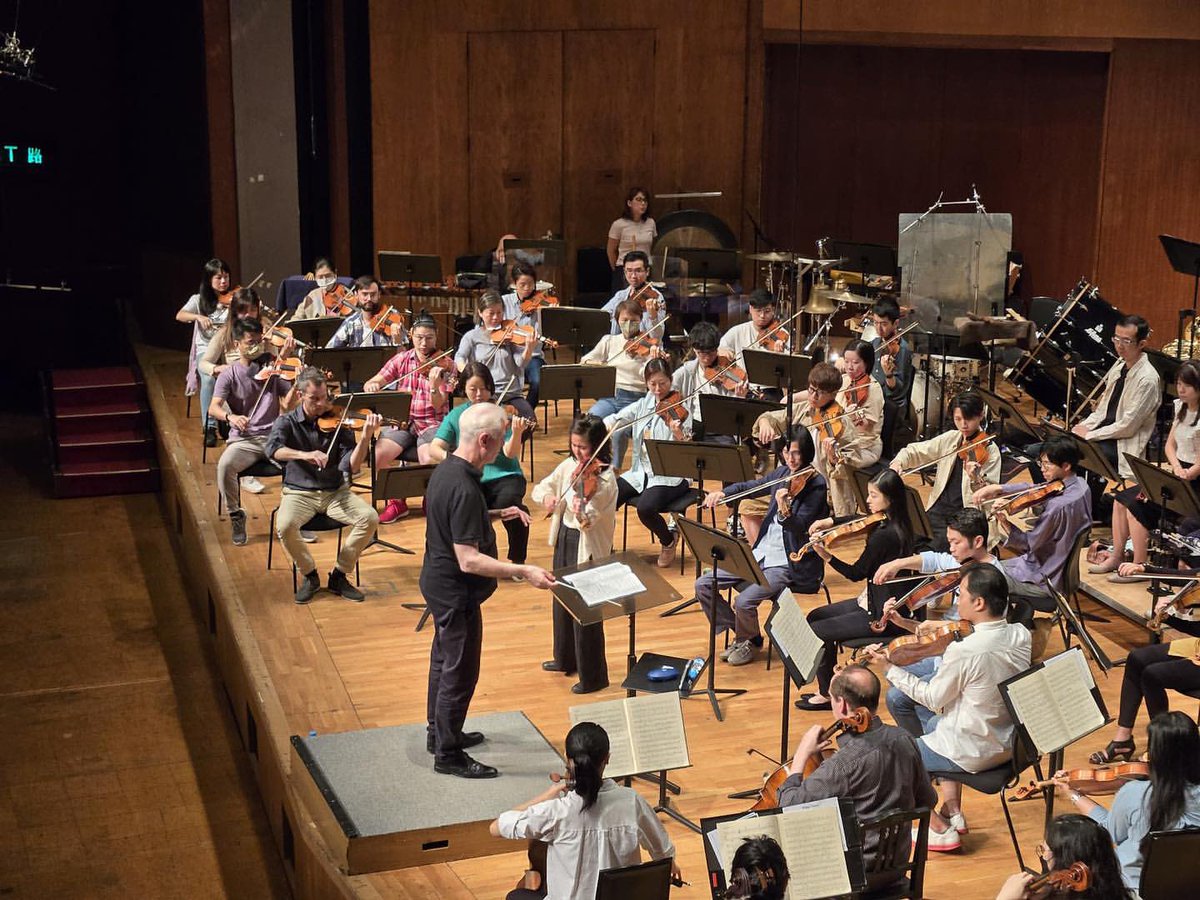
[1,143,46,167]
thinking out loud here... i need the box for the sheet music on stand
[999,647,1110,757]
[568,692,690,778]
[764,589,824,688]
[559,561,647,607]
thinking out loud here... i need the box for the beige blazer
[531,457,618,566]
[892,428,1001,509]
[1079,353,1162,479]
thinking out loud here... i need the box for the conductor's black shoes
[434,753,498,779]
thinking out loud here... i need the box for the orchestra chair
[266,508,359,591]
[593,857,672,900]
[925,730,1040,870]
[1049,525,1098,651]
[620,488,712,575]
[216,457,282,516]
[1139,826,1200,900]
[855,807,930,900]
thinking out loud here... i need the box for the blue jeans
[200,370,216,432]
[590,389,642,468]
[887,661,938,739]
[917,726,968,775]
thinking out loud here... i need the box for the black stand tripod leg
[683,572,746,722]
[400,602,431,631]
[660,596,698,617]
[653,768,700,833]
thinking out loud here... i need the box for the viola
[316,407,404,432]
[1149,579,1200,632]
[886,620,974,667]
[518,290,559,314]
[366,304,406,337]
[757,321,790,352]
[870,570,964,632]
[790,511,887,560]
[703,360,749,392]
[1008,762,1150,802]
[1026,862,1090,896]
[491,320,559,349]
[994,480,1065,517]
[751,708,871,811]
[655,390,690,427]
[253,356,304,381]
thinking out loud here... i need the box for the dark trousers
[616,478,693,546]
[1118,631,1200,728]
[525,356,544,408]
[551,525,608,689]
[483,475,529,564]
[807,598,909,694]
[426,603,483,763]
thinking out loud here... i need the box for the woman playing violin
[454,290,537,422]
[996,814,1132,900]
[365,314,458,523]
[502,261,549,407]
[600,250,666,336]
[695,432,829,666]
[720,289,785,399]
[326,275,404,349]
[531,415,618,693]
[176,258,233,444]
[671,321,745,441]
[828,339,886,512]
[293,257,350,320]
[200,287,288,383]
[800,469,915,711]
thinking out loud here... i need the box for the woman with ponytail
[491,721,679,899]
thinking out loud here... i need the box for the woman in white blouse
[607,187,656,291]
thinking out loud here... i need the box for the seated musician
[1091,361,1200,580]
[799,470,914,711]
[868,295,913,454]
[778,666,936,889]
[502,261,547,408]
[264,367,381,604]
[600,250,666,337]
[208,318,299,545]
[889,392,1000,552]
[602,358,693,568]
[583,299,668,469]
[326,276,403,348]
[454,290,537,422]
[429,362,531,568]
[364,314,457,523]
[972,436,1090,614]
[724,837,790,900]
[293,257,346,320]
[489,721,678,900]
[720,289,785,400]
[995,814,1132,900]
[865,563,1032,851]
[177,258,232,445]
[671,321,745,442]
[531,415,618,694]
[695,432,828,667]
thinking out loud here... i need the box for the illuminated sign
[1,143,47,168]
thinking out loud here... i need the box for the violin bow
[748,308,805,352]
[719,466,816,505]
[322,392,355,466]
[898,433,995,478]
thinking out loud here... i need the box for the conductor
[422,403,556,778]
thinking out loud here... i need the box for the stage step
[46,367,160,498]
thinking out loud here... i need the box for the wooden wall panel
[1096,39,1200,344]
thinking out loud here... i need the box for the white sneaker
[916,825,961,852]
[300,530,318,543]
[726,640,758,666]
[947,811,968,834]
[241,476,266,494]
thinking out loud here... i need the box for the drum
[910,370,944,436]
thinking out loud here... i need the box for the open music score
[568,692,690,779]
[1001,648,1107,756]
[764,588,824,686]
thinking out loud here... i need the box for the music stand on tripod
[744,350,812,440]
[538,364,616,423]
[828,241,897,299]
[375,464,439,630]
[1160,235,1200,359]
[1126,454,1200,595]
[307,347,395,393]
[336,390,413,550]
[672,515,769,721]
[540,306,612,363]
[699,395,784,444]
[284,315,346,351]
[674,248,741,323]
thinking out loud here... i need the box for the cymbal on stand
[747,251,797,262]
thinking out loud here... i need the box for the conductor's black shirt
[420,453,499,611]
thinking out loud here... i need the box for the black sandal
[1089,738,1135,765]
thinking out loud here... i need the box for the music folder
[999,647,1110,757]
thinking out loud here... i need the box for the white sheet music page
[715,815,782,889]
[560,561,647,606]
[569,698,636,777]
[768,589,824,679]
[775,802,852,899]
[627,692,690,773]
[1040,649,1104,744]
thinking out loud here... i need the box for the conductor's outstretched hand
[521,566,557,589]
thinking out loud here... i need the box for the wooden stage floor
[139,345,1193,900]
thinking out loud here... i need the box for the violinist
[829,339,885,511]
[973,437,1090,616]
[176,258,233,445]
[454,290,537,422]
[600,251,666,336]
[1055,712,1200,890]
[695,432,828,667]
[208,318,299,546]
[720,289,784,399]
[890,391,1000,552]
[724,838,789,900]
[671,321,745,441]
[502,261,548,407]
[777,666,937,890]
[800,470,915,711]
[995,815,1132,900]
[869,296,913,454]
[199,287,286,385]
[531,415,618,693]
[264,368,381,604]
[326,276,403,348]
[603,358,692,568]
[293,257,348,320]
[582,299,667,468]
[864,564,1031,851]
[365,314,457,523]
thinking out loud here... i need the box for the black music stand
[674,248,740,322]
[1040,419,1125,488]
[307,347,395,392]
[699,395,784,443]
[1043,576,1113,673]
[375,464,439,630]
[539,307,612,362]
[378,251,442,285]
[337,390,414,543]
[972,385,1044,443]
[829,241,897,292]
[539,364,616,422]
[1160,235,1200,359]
[283,315,345,351]
[671,515,768,721]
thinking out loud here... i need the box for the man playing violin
[869,296,913,454]
[265,367,381,604]
[209,318,300,546]
[973,436,1090,618]
[695,432,827,666]
[600,251,665,337]
[720,289,786,399]
[777,666,937,888]
[365,314,457,523]
[864,563,1031,851]
[671,321,745,442]
[326,276,403,348]
[455,290,537,422]
[502,261,550,408]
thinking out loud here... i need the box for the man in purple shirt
[209,318,298,545]
[973,436,1091,614]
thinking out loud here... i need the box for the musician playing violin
[177,258,233,445]
[973,436,1090,617]
[720,289,785,399]
[293,257,348,320]
[671,321,744,441]
[365,314,458,523]
[502,261,551,407]
[531,415,618,694]
[890,391,1000,552]
[695,432,829,667]
[454,290,537,422]
[265,367,381,604]
[995,814,1132,900]
[600,250,665,336]
[208,318,299,546]
[326,276,403,348]
[778,666,937,891]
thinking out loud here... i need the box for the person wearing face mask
[293,257,349,320]
[455,290,538,422]
[582,299,668,469]
[326,275,404,348]
[600,251,666,337]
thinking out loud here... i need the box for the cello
[751,708,871,810]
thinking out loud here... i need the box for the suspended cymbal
[794,256,845,268]
[747,251,797,262]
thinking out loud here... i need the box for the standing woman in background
[606,187,656,293]
[176,258,233,446]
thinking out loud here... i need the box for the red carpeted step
[57,429,156,466]
[53,462,160,498]
[50,366,141,390]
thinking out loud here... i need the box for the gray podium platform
[291,710,562,874]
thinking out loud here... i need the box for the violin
[216,271,265,306]
[1008,762,1150,802]
[784,467,815,499]
[870,570,964,632]
[366,304,406,338]
[573,458,605,505]
[263,323,311,350]
[809,401,846,442]
[655,390,690,427]
[751,708,871,811]
[491,320,559,349]
[1025,863,1090,896]
[845,373,871,408]
[628,281,664,311]
[623,330,664,359]
[703,360,749,392]
[321,281,351,313]
[886,620,973,667]
[993,480,1065,517]
[316,407,404,432]
[503,404,538,431]
[757,321,790,352]
[790,511,887,560]
[1148,579,1200,632]
[518,290,559,314]
[958,432,992,466]
[253,356,304,381]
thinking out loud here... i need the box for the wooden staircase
[45,366,160,498]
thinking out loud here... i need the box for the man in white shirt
[867,562,1031,851]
